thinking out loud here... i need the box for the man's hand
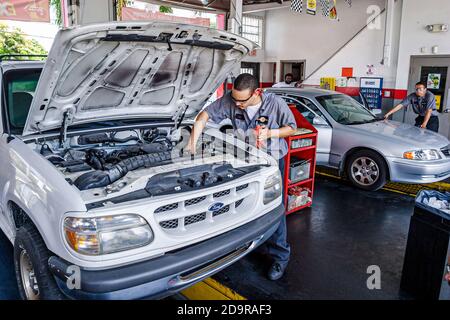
[384,104,403,120]
[184,141,196,155]
[256,127,271,142]
[421,109,433,129]
[187,111,209,155]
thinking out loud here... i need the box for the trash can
[400,190,450,300]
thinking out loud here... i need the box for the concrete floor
[0,230,19,299]
[213,176,415,300]
[0,175,415,300]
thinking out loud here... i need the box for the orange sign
[122,7,210,27]
[341,67,353,78]
[0,0,50,22]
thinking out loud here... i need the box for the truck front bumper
[48,204,285,300]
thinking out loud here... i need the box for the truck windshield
[316,94,378,125]
[3,69,42,134]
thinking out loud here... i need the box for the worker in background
[384,81,440,132]
[187,73,297,281]
[272,73,295,88]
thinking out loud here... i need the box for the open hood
[23,22,255,136]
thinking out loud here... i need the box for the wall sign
[320,77,336,91]
[427,73,441,89]
[360,77,383,109]
[0,0,50,22]
[366,64,376,75]
[435,95,442,111]
[329,0,338,20]
[307,0,317,15]
[342,67,353,78]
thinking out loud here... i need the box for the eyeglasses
[231,92,254,103]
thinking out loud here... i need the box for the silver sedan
[266,87,450,191]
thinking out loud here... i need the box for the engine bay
[26,125,268,206]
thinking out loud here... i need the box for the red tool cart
[283,105,318,215]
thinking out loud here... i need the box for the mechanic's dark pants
[263,158,291,268]
[415,115,439,133]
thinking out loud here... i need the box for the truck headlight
[403,149,441,161]
[64,214,153,255]
[263,172,282,204]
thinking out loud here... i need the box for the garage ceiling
[144,0,284,12]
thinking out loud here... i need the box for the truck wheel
[346,150,387,191]
[14,223,64,300]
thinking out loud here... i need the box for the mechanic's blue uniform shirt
[400,91,439,116]
[205,92,297,159]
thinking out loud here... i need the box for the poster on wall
[0,0,50,22]
[435,95,442,111]
[307,0,317,15]
[360,77,383,109]
[427,73,441,89]
[336,77,348,87]
[329,0,338,20]
[320,77,336,91]
[347,77,358,87]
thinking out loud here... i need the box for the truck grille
[154,203,178,213]
[185,196,207,206]
[212,205,230,217]
[236,184,248,191]
[156,182,254,231]
[185,212,207,225]
[213,190,230,198]
[441,145,450,157]
[160,219,179,229]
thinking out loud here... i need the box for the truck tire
[14,223,65,300]
[346,150,387,191]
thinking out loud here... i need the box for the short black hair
[416,81,427,87]
[234,73,259,91]
[285,73,293,78]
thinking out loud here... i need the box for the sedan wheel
[346,150,387,191]
[350,157,379,187]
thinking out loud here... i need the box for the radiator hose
[74,151,172,190]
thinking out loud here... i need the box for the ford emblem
[208,202,224,212]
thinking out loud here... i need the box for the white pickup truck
[0,22,284,300]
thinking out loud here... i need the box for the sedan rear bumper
[387,157,450,183]
[48,204,285,300]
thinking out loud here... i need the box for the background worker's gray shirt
[400,91,439,116]
[204,92,297,159]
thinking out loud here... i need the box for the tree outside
[0,23,47,57]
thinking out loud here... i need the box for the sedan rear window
[316,94,378,125]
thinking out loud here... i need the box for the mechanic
[272,73,295,88]
[384,81,440,132]
[187,73,297,280]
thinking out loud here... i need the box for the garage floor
[0,175,416,300]
[213,175,416,300]
[0,229,19,299]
